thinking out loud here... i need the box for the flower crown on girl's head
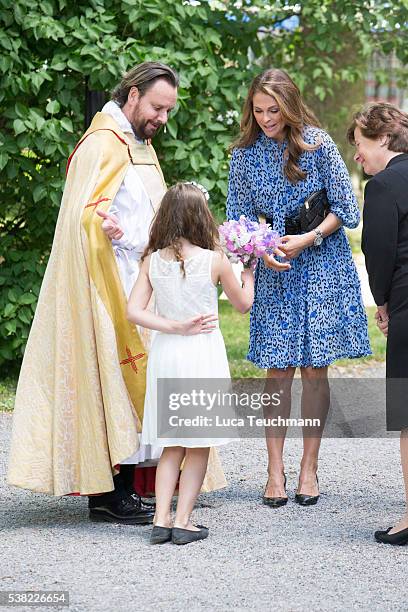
[184,181,210,201]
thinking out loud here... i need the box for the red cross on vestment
[120,346,145,374]
[85,196,111,209]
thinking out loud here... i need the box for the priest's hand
[96,210,124,240]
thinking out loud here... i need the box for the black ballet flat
[374,526,408,546]
[150,525,172,545]
[262,474,288,508]
[172,525,209,545]
[295,474,319,506]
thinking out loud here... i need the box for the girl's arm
[215,252,254,314]
[127,256,217,335]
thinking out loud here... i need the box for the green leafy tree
[0,0,407,368]
[266,1,408,161]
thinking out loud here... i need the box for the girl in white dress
[127,183,254,544]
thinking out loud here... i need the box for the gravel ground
[2,385,408,612]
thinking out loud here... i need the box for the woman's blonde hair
[232,68,321,183]
[141,183,220,277]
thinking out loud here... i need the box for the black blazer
[362,153,408,306]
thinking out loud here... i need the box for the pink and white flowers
[218,216,281,269]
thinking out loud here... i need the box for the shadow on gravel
[1,498,89,530]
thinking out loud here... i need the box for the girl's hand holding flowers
[241,266,254,282]
[219,216,280,271]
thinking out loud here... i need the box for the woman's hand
[280,233,313,260]
[262,245,291,272]
[375,303,389,337]
[178,314,218,336]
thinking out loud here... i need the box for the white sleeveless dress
[141,249,232,448]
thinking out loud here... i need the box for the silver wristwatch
[313,228,324,247]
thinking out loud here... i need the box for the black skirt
[386,282,408,431]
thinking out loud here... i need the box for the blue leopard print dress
[226,126,371,369]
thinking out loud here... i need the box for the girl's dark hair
[347,102,408,152]
[232,68,321,184]
[141,183,220,276]
[112,61,179,108]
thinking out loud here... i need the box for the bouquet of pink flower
[218,216,281,270]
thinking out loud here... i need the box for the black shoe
[88,473,127,509]
[141,498,156,510]
[172,525,209,545]
[119,466,157,511]
[295,474,319,506]
[374,526,408,545]
[150,525,172,545]
[263,473,288,508]
[89,494,155,525]
[128,492,156,512]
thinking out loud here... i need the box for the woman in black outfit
[348,102,408,545]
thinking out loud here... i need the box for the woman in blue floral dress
[227,69,371,507]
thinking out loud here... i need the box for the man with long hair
[8,62,225,524]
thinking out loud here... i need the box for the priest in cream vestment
[7,62,226,524]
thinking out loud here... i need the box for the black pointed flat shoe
[262,474,288,507]
[295,474,319,506]
[172,525,209,545]
[374,526,408,545]
[150,525,172,545]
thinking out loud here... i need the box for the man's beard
[130,110,161,140]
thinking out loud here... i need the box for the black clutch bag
[298,188,330,233]
[263,189,330,235]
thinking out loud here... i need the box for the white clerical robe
[102,100,161,465]
[102,101,155,295]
